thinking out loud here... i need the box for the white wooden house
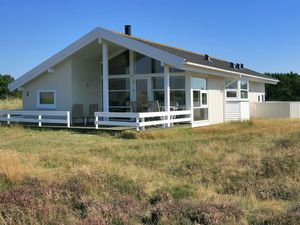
[3,26,279,130]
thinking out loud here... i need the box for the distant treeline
[0,74,20,99]
[265,72,300,101]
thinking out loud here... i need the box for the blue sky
[1,0,300,78]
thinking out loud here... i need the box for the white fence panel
[0,110,70,127]
[94,110,192,131]
[250,102,300,119]
[290,102,300,118]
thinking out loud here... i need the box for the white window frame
[192,88,208,122]
[225,80,249,100]
[240,80,249,99]
[36,90,56,109]
[108,76,131,111]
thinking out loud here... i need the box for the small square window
[240,80,248,90]
[226,91,237,98]
[37,91,56,109]
[241,90,248,99]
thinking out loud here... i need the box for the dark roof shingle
[120,33,277,81]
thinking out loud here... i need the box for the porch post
[129,50,135,102]
[102,43,109,121]
[164,65,171,127]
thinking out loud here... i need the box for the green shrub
[0,173,13,192]
[259,155,299,177]
[161,185,194,200]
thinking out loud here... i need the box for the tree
[265,72,300,101]
[0,74,20,99]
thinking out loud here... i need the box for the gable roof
[9,27,278,91]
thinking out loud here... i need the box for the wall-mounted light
[48,68,55,74]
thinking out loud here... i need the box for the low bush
[259,155,299,177]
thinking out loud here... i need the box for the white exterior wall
[71,57,101,117]
[207,76,225,124]
[249,81,265,102]
[22,59,72,111]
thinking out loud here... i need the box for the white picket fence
[94,110,192,131]
[0,110,71,127]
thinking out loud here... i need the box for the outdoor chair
[147,100,165,124]
[130,101,137,113]
[72,104,85,125]
[87,104,99,124]
[147,100,160,112]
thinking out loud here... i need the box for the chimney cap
[204,54,211,61]
[124,25,131,35]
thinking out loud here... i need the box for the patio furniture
[147,100,165,124]
[148,100,160,112]
[130,101,137,112]
[88,104,99,124]
[73,104,85,125]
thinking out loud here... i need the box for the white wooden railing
[94,110,192,131]
[0,110,71,127]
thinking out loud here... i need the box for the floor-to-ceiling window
[192,77,208,121]
[134,52,186,110]
[108,50,186,112]
[108,50,130,112]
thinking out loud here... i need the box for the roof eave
[184,62,279,84]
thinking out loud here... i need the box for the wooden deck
[0,122,134,133]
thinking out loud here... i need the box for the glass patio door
[135,79,149,112]
[193,90,208,121]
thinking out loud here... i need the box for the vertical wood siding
[22,59,72,111]
[208,77,225,124]
[71,57,101,116]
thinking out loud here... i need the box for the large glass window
[152,77,164,106]
[225,79,249,99]
[192,77,207,90]
[135,53,164,74]
[109,50,130,75]
[240,80,248,99]
[152,76,186,108]
[170,67,184,73]
[170,76,185,107]
[109,78,130,112]
[37,90,56,109]
[225,80,238,98]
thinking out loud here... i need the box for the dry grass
[0,119,299,224]
[0,98,22,110]
[0,151,28,182]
